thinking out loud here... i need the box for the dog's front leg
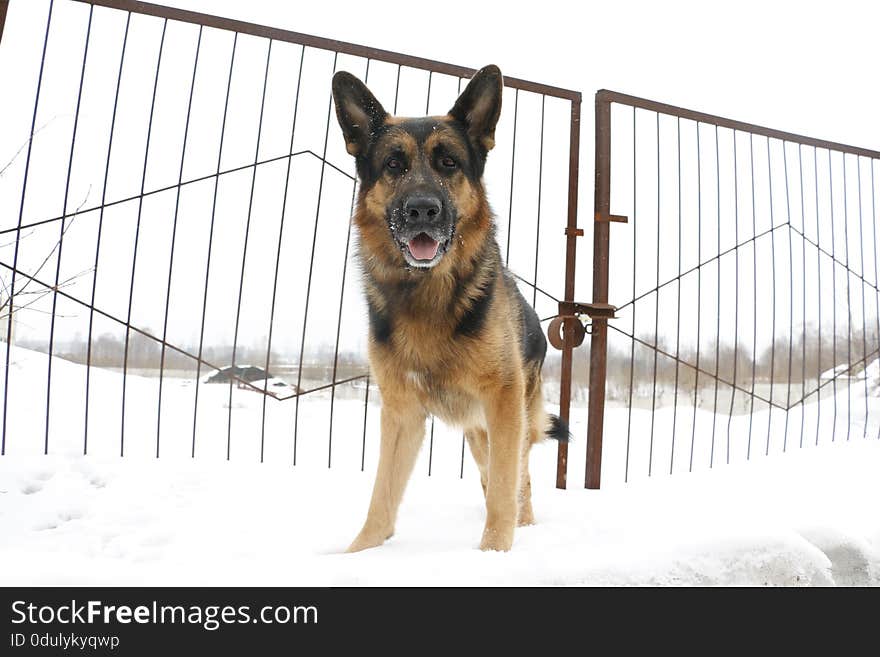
[480,382,524,552]
[347,398,426,553]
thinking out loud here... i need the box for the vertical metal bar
[797,145,807,449]
[585,92,607,490]
[783,142,793,451]
[648,111,661,477]
[505,89,519,265]
[226,38,272,461]
[427,416,435,476]
[815,146,822,446]
[157,26,202,457]
[260,45,306,462]
[84,10,130,457]
[624,107,636,483]
[670,117,682,474]
[842,153,852,442]
[689,123,702,472]
[532,95,545,309]
[424,70,432,112]
[121,19,167,458]
[193,32,238,458]
[0,0,9,45]
[460,431,466,479]
[765,137,777,457]
[46,5,93,455]
[554,94,581,489]
[392,64,401,114]
[872,160,880,441]
[726,130,740,463]
[293,51,339,466]
[747,133,758,459]
[856,156,868,439]
[360,374,370,471]
[830,149,837,442]
[1,0,53,456]
[710,125,721,467]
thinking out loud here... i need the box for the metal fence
[5,1,879,491]
[567,90,880,488]
[0,0,580,476]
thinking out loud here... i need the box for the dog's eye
[385,157,403,171]
[440,156,457,169]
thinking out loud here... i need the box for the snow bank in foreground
[1,435,878,586]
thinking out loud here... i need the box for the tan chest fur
[358,186,521,434]
[368,309,505,430]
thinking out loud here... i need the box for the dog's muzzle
[394,194,452,268]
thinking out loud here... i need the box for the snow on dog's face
[332,66,502,271]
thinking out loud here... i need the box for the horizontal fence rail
[584,89,880,487]
[0,0,580,480]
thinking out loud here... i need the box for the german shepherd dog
[332,65,568,552]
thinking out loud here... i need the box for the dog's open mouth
[407,233,440,261]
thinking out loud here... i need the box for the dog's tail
[545,414,571,442]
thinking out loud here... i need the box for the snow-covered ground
[1,344,878,586]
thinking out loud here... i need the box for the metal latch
[547,301,617,351]
[594,212,628,223]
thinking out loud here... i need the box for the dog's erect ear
[332,71,388,156]
[449,65,503,152]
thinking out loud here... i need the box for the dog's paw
[479,526,514,552]
[517,505,535,527]
[345,528,391,553]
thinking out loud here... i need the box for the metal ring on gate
[547,315,586,351]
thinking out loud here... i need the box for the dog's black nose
[404,195,442,221]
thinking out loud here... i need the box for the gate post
[0,1,9,45]
[585,91,612,489]
[554,94,582,490]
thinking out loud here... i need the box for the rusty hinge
[564,226,584,237]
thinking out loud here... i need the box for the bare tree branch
[1,184,92,310]
[0,115,59,179]
[0,229,35,250]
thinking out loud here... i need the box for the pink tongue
[408,233,439,260]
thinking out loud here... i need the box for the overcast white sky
[164,0,879,151]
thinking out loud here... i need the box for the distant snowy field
[1,344,879,586]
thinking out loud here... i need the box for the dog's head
[332,65,502,270]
